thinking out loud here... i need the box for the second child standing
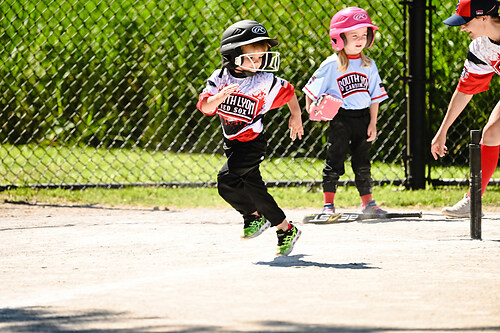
[303,7,389,216]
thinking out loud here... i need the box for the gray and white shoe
[361,200,387,217]
[442,193,484,218]
[442,194,470,218]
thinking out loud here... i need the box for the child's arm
[305,96,313,115]
[199,84,239,114]
[367,102,379,142]
[287,93,304,141]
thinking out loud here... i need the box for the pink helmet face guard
[329,7,379,51]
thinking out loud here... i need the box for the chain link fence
[0,0,497,190]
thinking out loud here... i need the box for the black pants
[323,108,373,196]
[217,134,286,227]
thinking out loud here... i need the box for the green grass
[1,185,499,211]
[3,144,498,186]
[1,143,499,212]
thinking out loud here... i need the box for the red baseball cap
[444,0,499,26]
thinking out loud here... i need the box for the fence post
[469,130,482,240]
[406,0,427,189]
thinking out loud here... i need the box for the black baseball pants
[217,134,286,227]
[323,108,374,196]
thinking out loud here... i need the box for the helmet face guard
[233,51,280,72]
[329,7,378,51]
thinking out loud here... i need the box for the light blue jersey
[303,54,388,110]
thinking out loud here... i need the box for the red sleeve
[457,71,494,95]
[196,92,217,115]
[270,83,295,109]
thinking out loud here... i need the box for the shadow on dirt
[2,307,499,333]
[254,254,380,269]
[3,200,161,212]
[0,307,160,332]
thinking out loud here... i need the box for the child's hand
[200,84,239,115]
[367,122,377,142]
[289,114,304,141]
[218,84,239,99]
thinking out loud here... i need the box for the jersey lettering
[337,72,369,98]
[217,94,258,123]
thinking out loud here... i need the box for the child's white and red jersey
[197,68,295,142]
[302,54,388,110]
[457,36,500,95]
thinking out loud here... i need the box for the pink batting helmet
[329,7,379,51]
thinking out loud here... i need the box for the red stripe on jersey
[371,93,388,101]
[303,87,318,100]
[270,82,295,109]
[196,92,217,115]
[457,71,494,95]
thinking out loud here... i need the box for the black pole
[470,130,482,240]
[407,0,427,189]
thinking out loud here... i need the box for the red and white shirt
[197,68,295,141]
[457,36,500,95]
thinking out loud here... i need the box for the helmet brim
[220,37,278,52]
[329,23,379,38]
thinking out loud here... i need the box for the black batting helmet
[220,20,279,71]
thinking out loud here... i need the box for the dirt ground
[0,202,499,333]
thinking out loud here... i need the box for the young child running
[303,7,389,216]
[431,0,500,218]
[197,20,304,255]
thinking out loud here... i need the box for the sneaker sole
[278,229,302,256]
[442,211,469,218]
[362,212,387,219]
[241,220,271,239]
[442,210,484,218]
